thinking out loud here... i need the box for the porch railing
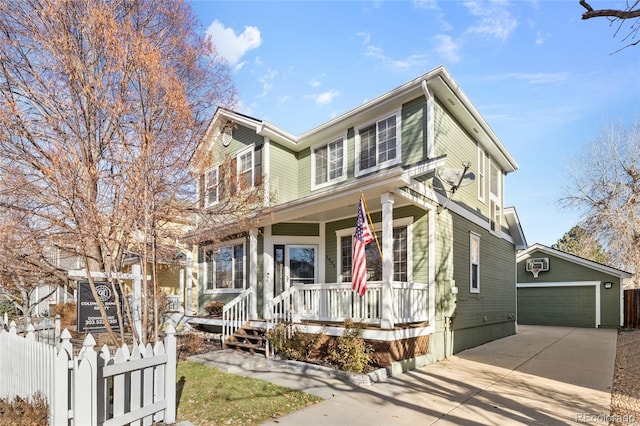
[268,282,429,326]
[222,287,255,342]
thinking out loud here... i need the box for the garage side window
[470,233,480,293]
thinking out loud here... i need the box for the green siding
[402,96,428,165]
[272,222,319,236]
[517,286,596,327]
[297,148,311,198]
[445,212,516,352]
[269,143,298,203]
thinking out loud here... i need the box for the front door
[273,244,317,296]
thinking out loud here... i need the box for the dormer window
[312,137,346,189]
[355,111,401,176]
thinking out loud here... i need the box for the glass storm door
[288,245,316,285]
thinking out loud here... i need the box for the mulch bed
[610,329,640,424]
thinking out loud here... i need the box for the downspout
[421,80,435,159]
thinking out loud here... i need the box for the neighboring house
[516,243,633,328]
[187,66,525,368]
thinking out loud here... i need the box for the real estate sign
[77,281,123,333]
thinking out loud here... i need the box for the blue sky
[190,0,640,247]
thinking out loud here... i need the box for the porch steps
[224,324,268,356]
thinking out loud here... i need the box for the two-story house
[186,65,526,369]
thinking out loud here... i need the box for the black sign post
[77,281,123,333]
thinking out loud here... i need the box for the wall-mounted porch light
[603,281,613,289]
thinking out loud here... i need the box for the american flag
[352,198,374,296]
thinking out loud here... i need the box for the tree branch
[580,0,640,20]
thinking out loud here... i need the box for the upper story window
[356,112,401,176]
[238,147,254,189]
[489,161,502,233]
[478,146,485,202]
[312,137,346,189]
[204,167,219,207]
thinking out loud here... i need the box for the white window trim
[477,146,485,203]
[204,237,246,293]
[311,135,347,191]
[489,159,502,235]
[354,110,402,177]
[470,232,480,294]
[237,145,254,189]
[204,166,219,207]
[336,216,413,283]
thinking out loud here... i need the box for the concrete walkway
[191,325,618,426]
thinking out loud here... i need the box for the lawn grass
[176,360,323,425]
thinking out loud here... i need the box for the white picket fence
[0,318,176,426]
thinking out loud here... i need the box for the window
[204,167,219,207]
[470,233,480,293]
[312,138,346,188]
[489,161,502,232]
[205,241,245,290]
[478,147,485,202]
[237,148,253,189]
[356,112,400,175]
[339,225,409,282]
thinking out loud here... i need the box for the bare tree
[580,0,640,48]
[0,0,235,344]
[561,118,640,286]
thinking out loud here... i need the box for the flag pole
[360,193,383,260]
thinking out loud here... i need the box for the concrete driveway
[261,325,617,426]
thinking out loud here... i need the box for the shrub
[0,393,49,426]
[267,324,328,362]
[328,319,373,374]
[204,300,224,316]
[178,332,204,360]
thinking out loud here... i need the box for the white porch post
[381,192,395,329]
[185,250,193,315]
[249,229,258,320]
[263,225,273,319]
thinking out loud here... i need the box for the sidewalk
[190,325,618,426]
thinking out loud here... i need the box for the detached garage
[516,244,632,328]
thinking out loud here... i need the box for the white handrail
[221,288,255,343]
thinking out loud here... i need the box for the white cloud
[312,89,341,106]
[364,44,429,70]
[206,20,262,65]
[257,68,278,98]
[309,77,323,88]
[463,1,518,42]
[413,0,439,10]
[434,34,461,63]
[357,31,371,45]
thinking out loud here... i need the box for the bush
[0,393,48,426]
[328,319,373,374]
[204,300,224,316]
[268,320,374,373]
[268,324,328,362]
